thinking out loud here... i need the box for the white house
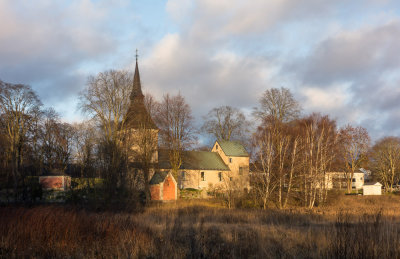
[325,172,364,190]
[363,182,382,195]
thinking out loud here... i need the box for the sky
[1,0,400,142]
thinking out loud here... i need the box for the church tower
[125,51,159,169]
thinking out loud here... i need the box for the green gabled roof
[217,140,249,157]
[158,150,229,171]
[149,171,168,185]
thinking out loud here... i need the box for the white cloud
[302,85,349,111]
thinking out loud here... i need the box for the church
[125,56,250,199]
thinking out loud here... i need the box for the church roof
[130,57,144,100]
[125,56,157,129]
[158,149,230,171]
[216,140,249,157]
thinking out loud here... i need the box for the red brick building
[149,171,177,201]
[39,175,71,191]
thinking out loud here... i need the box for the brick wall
[150,185,161,200]
[163,175,176,200]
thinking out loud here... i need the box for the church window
[201,172,205,181]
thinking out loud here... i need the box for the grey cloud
[0,1,122,108]
[139,31,274,123]
[283,21,400,140]
[287,21,400,85]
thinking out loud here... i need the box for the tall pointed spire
[125,49,157,129]
[130,49,144,101]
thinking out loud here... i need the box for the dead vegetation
[1,195,400,258]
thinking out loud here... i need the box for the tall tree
[26,106,45,176]
[41,108,74,174]
[0,115,9,188]
[72,121,97,179]
[155,93,196,176]
[202,105,248,141]
[298,114,338,208]
[338,125,370,193]
[253,117,300,209]
[79,70,132,142]
[252,88,301,209]
[79,70,133,196]
[144,92,160,120]
[254,87,301,122]
[0,81,42,199]
[370,137,400,192]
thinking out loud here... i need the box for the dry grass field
[1,195,400,258]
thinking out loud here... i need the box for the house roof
[149,171,169,185]
[216,140,248,157]
[158,149,230,171]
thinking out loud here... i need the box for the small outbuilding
[39,175,71,191]
[149,171,177,201]
[363,182,382,195]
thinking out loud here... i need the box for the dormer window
[229,158,232,163]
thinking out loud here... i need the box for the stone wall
[211,142,250,189]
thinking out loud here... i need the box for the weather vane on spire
[136,49,138,62]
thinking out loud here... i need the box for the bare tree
[27,107,45,176]
[79,70,132,142]
[252,125,275,209]
[79,70,133,197]
[0,81,42,200]
[155,93,196,177]
[72,121,97,179]
[254,87,301,122]
[220,171,246,209]
[370,137,400,192]
[298,114,338,208]
[0,115,9,190]
[202,105,248,141]
[338,125,370,193]
[41,109,74,174]
[253,117,300,209]
[144,92,160,119]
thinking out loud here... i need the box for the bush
[24,176,43,202]
[180,188,202,199]
[70,178,103,190]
